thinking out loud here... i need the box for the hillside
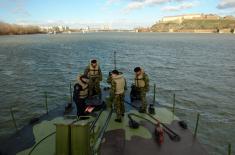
[151,19,235,33]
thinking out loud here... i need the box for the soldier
[110,70,126,123]
[73,75,89,116]
[134,67,149,113]
[84,59,102,98]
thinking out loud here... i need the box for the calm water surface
[0,33,234,155]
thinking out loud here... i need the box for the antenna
[114,51,117,70]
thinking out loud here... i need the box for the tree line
[0,22,43,35]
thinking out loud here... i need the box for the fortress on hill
[161,14,220,23]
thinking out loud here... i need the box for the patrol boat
[0,84,208,155]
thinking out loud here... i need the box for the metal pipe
[172,94,176,114]
[10,108,18,131]
[70,82,72,103]
[228,143,231,155]
[194,113,200,137]
[153,84,156,104]
[44,92,49,115]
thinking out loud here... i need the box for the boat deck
[0,89,208,155]
[101,113,208,155]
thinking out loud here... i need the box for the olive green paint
[17,117,75,155]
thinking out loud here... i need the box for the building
[101,24,112,30]
[224,16,235,20]
[161,14,220,23]
[204,14,220,20]
[182,14,204,20]
[39,25,70,33]
[219,28,232,33]
[161,14,204,23]
[134,27,151,32]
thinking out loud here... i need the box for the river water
[0,33,234,155]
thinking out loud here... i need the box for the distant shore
[1,31,235,36]
[1,13,235,35]
[1,21,235,36]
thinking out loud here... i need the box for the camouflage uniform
[84,64,102,97]
[109,74,126,119]
[134,72,149,111]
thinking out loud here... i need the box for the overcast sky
[0,0,235,29]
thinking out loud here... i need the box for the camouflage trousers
[138,89,147,110]
[88,77,101,96]
[113,94,125,119]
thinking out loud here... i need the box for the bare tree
[0,22,44,35]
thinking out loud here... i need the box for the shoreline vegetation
[0,22,71,35]
[0,22,43,35]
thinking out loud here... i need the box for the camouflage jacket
[107,74,127,97]
[135,73,149,92]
